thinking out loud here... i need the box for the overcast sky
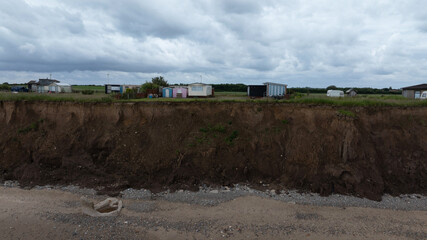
[1,0,427,88]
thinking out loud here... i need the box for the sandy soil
[0,187,425,240]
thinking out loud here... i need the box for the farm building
[188,83,213,97]
[247,85,267,97]
[48,83,72,93]
[264,82,287,97]
[402,84,427,99]
[346,88,357,97]
[172,86,188,98]
[162,87,173,98]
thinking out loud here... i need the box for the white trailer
[327,90,344,97]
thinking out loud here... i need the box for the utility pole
[107,73,110,84]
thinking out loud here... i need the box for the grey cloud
[1,0,427,88]
[218,0,262,14]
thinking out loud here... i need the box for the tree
[151,76,168,87]
[326,85,337,90]
[141,82,159,92]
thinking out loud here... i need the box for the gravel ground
[1,181,426,240]
[3,181,426,211]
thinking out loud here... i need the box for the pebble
[2,181,426,211]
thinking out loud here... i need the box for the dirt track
[1,186,426,240]
[0,101,426,200]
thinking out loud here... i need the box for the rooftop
[402,84,427,90]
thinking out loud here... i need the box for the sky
[1,0,427,88]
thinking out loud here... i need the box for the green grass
[200,124,226,133]
[337,109,356,118]
[18,119,43,134]
[72,85,104,92]
[0,92,109,102]
[225,130,239,145]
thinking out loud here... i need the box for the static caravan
[248,85,267,97]
[327,90,344,97]
[162,87,173,98]
[263,82,287,97]
[188,83,213,97]
[105,84,121,94]
[48,83,72,93]
[173,87,188,98]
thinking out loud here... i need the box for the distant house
[48,83,72,93]
[172,86,188,98]
[402,84,427,99]
[346,88,357,97]
[247,85,267,97]
[264,82,287,97]
[188,83,213,97]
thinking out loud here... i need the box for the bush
[0,84,11,91]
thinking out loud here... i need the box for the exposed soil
[0,101,426,200]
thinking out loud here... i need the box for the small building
[247,85,267,97]
[402,84,427,99]
[27,80,37,92]
[162,87,173,98]
[188,83,213,97]
[346,88,357,97]
[48,83,72,93]
[172,87,188,98]
[263,82,287,97]
[34,78,60,93]
[105,84,122,94]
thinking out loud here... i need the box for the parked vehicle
[420,91,427,99]
[11,86,29,92]
[327,90,344,97]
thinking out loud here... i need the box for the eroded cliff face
[0,101,426,200]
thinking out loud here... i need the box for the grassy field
[71,85,104,92]
[1,90,426,107]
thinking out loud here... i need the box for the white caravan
[327,90,344,97]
